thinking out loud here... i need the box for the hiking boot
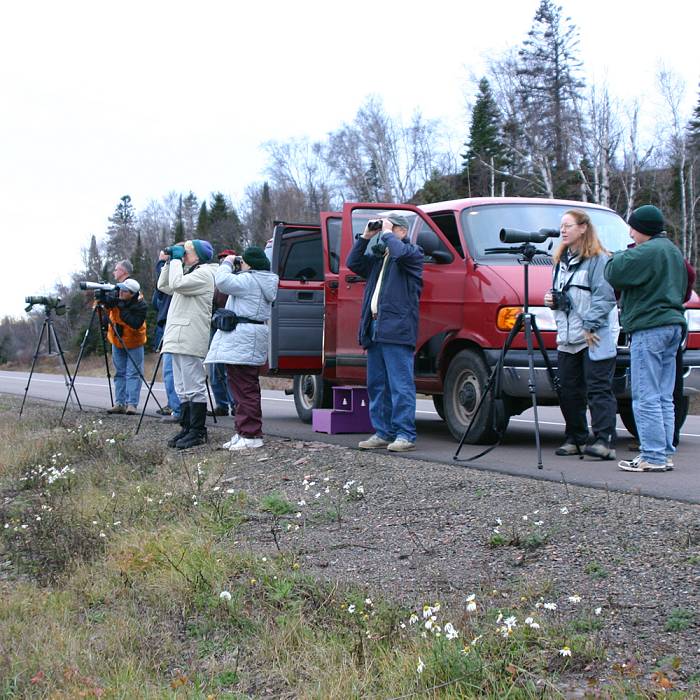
[107,404,126,414]
[358,434,391,449]
[387,438,416,452]
[176,402,208,449]
[125,405,138,415]
[618,455,669,472]
[156,405,173,416]
[555,440,582,456]
[167,401,191,448]
[228,436,263,451]
[583,439,616,461]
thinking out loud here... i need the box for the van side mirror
[429,250,453,265]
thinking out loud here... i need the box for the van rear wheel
[443,349,508,444]
[293,374,332,423]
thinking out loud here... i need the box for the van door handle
[345,275,365,283]
[297,291,314,301]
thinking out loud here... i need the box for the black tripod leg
[522,314,544,470]
[49,320,83,411]
[19,319,48,417]
[136,351,164,435]
[61,305,100,424]
[530,317,561,396]
[453,315,524,461]
[205,374,218,424]
[97,308,115,408]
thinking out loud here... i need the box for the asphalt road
[2,369,699,504]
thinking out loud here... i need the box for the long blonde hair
[552,209,608,264]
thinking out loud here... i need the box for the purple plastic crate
[312,386,374,434]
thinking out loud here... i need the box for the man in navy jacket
[347,213,423,451]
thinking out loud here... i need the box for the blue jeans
[366,334,416,443]
[631,325,682,464]
[162,352,180,415]
[112,344,144,407]
[209,362,234,409]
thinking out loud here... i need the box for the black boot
[176,402,208,449]
[167,401,191,448]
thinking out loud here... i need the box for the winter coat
[204,264,279,367]
[106,294,148,349]
[552,251,618,356]
[157,260,218,358]
[604,235,687,333]
[346,232,424,348]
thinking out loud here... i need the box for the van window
[327,217,342,274]
[279,234,324,281]
[428,212,464,257]
[416,221,454,263]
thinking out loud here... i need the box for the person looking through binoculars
[102,278,148,415]
[157,239,217,449]
[544,209,619,460]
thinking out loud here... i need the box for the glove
[169,245,185,261]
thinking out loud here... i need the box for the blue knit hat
[191,239,214,262]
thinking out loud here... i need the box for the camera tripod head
[484,242,552,262]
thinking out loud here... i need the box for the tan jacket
[157,260,217,358]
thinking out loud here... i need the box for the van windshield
[460,203,631,261]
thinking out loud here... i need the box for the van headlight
[496,306,557,331]
[685,309,700,331]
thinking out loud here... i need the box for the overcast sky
[1,0,698,319]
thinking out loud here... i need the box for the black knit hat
[243,246,270,271]
[628,205,665,236]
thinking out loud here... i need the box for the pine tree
[462,78,507,196]
[196,201,209,237]
[181,191,199,237]
[517,0,585,195]
[84,235,102,281]
[130,232,151,298]
[105,195,138,263]
[688,83,700,154]
[173,194,185,243]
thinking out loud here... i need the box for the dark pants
[557,349,617,446]
[225,364,263,438]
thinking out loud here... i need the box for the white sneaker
[387,438,416,452]
[228,437,263,451]
[223,434,240,450]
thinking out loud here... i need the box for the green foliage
[259,492,295,516]
[463,77,507,196]
[664,608,694,632]
[584,561,609,579]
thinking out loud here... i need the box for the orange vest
[107,304,147,349]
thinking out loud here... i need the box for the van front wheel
[443,350,508,444]
[293,374,332,423]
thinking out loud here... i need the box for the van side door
[268,222,325,374]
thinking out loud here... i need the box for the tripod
[20,305,82,417]
[135,340,218,435]
[60,302,164,424]
[453,242,560,469]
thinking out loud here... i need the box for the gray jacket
[553,252,619,355]
[204,265,279,367]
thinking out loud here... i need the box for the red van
[268,198,700,443]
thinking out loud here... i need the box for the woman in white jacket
[205,246,279,450]
[158,239,217,449]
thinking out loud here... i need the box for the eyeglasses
[560,223,579,230]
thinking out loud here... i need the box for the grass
[0,403,695,698]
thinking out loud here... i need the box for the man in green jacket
[604,205,687,472]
